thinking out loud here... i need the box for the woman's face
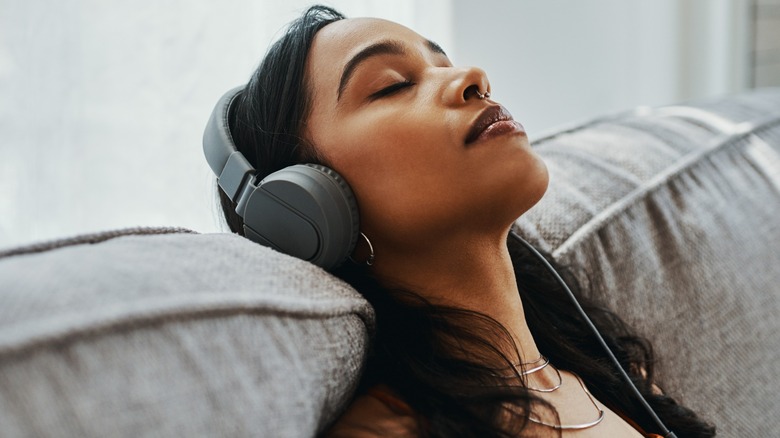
[304,18,548,254]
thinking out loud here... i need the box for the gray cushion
[0,230,372,437]
[514,87,780,437]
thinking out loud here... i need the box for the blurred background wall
[0,0,777,249]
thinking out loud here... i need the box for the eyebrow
[337,39,448,101]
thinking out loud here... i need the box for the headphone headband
[203,86,255,202]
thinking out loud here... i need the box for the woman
[217,5,715,437]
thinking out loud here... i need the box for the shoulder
[323,386,420,438]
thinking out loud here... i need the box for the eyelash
[371,80,414,99]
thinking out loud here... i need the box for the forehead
[306,18,427,99]
[313,17,422,48]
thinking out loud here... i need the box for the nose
[441,66,491,106]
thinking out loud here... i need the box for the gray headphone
[202,86,360,270]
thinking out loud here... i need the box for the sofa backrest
[0,229,372,437]
[514,88,780,436]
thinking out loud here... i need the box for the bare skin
[305,17,645,437]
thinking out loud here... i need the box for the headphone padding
[242,164,360,270]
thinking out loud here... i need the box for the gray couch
[2,89,779,437]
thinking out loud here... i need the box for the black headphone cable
[509,231,677,438]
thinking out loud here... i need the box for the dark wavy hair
[217,5,716,437]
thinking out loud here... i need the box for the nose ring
[476,90,491,99]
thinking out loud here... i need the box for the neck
[373,228,541,364]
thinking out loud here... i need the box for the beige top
[324,385,664,438]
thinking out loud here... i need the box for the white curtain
[0,0,452,249]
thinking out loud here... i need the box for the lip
[464,105,526,146]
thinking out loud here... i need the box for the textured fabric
[0,231,373,437]
[514,87,780,437]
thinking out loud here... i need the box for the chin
[527,158,550,207]
[502,152,550,220]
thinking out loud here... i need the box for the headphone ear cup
[241,164,360,270]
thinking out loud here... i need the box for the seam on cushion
[552,114,780,260]
[0,227,197,259]
[745,136,780,192]
[0,293,374,360]
[649,105,746,133]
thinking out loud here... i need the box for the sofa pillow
[513,88,780,436]
[0,228,373,437]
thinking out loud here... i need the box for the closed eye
[370,80,414,100]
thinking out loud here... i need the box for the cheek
[342,133,457,216]
[325,116,465,237]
